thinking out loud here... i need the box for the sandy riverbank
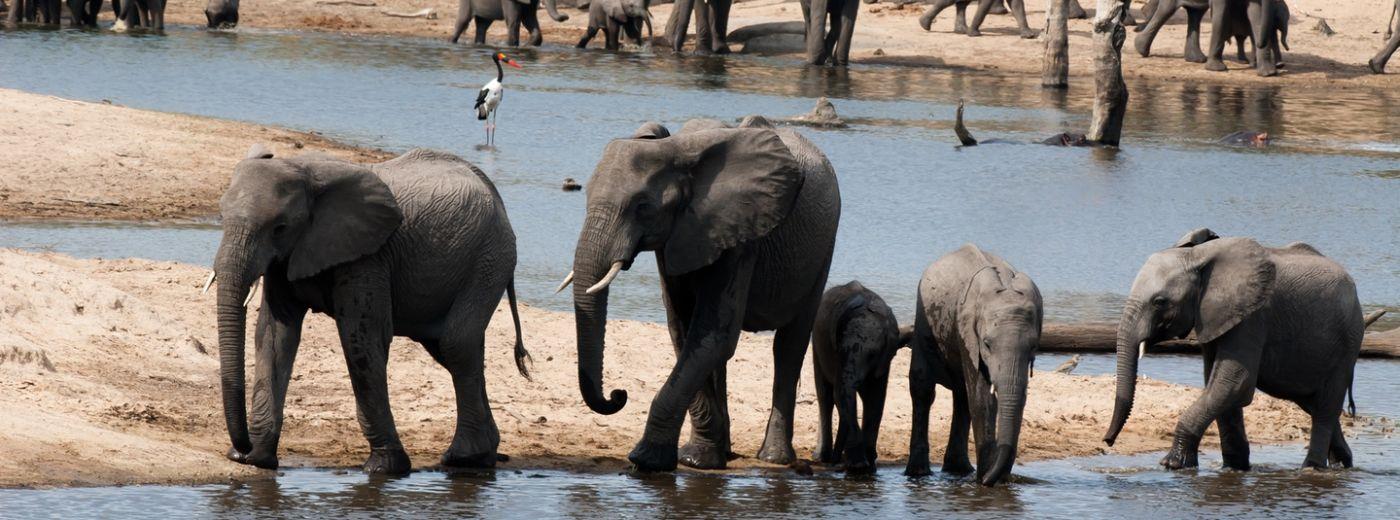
[51,0,1400,88]
[0,248,1358,488]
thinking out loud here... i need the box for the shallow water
[1,26,1398,324]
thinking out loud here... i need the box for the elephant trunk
[1104,305,1146,446]
[214,224,258,458]
[981,352,1029,486]
[643,10,654,46]
[543,0,567,23]
[572,211,628,415]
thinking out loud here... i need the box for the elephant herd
[209,116,1365,486]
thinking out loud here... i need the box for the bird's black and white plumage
[474,52,519,147]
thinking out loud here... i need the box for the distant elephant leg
[1184,7,1207,63]
[834,369,864,470]
[1008,0,1036,38]
[967,0,996,36]
[1163,326,1262,470]
[240,295,307,470]
[503,3,524,46]
[667,0,694,52]
[334,270,409,475]
[436,293,503,468]
[474,17,493,44]
[577,25,599,47]
[814,363,837,464]
[943,378,974,474]
[1134,0,1176,57]
[857,373,889,468]
[805,0,831,64]
[1248,0,1277,76]
[708,0,732,53]
[833,0,858,65]
[1371,31,1400,73]
[692,0,714,54]
[918,0,956,32]
[952,1,968,33]
[757,305,818,465]
[1066,0,1086,19]
[449,0,472,42]
[147,0,164,30]
[1204,1,1229,71]
[905,336,937,476]
[65,0,84,26]
[605,20,621,50]
[523,9,542,46]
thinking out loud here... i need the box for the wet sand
[0,248,1355,488]
[89,0,1400,88]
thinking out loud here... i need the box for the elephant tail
[507,277,533,380]
[1347,378,1357,418]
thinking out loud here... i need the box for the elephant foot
[941,458,974,475]
[711,44,731,54]
[1159,435,1200,470]
[1019,28,1039,39]
[365,447,412,476]
[844,456,874,475]
[1301,456,1330,470]
[919,11,937,31]
[1255,63,1278,77]
[629,438,679,472]
[756,439,797,466]
[226,447,278,470]
[817,446,841,465]
[953,21,967,34]
[678,441,729,470]
[1133,34,1153,58]
[904,459,932,477]
[1204,59,1228,72]
[1185,49,1208,63]
[966,28,982,37]
[1221,451,1251,472]
[441,448,498,469]
[1370,58,1386,74]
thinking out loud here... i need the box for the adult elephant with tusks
[1104,228,1364,471]
[212,145,529,475]
[560,116,840,471]
[906,245,1042,485]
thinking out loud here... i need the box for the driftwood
[1042,310,1400,358]
[380,7,436,18]
[1087,0,1128,146]
[1042,0,1070,88]
[316,0,375,5]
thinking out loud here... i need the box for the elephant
[450,0,569,46]
[811,281,905,473]
[1134,0,1285,76]
[664,0,733,54]
[917,0,1040,39]
[5,0,60,25]
[800,0,859,65]
[577,0,654,50]
[205,0,238,28]
[1103,228,1364,471]
[1371,0,1400,73]
[66,0,103,26]
[906,245,1042,486]
[560,116,841,471]
[212,145,529,475]
[110,0,167,32]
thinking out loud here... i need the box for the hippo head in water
[1220,131,1270,148]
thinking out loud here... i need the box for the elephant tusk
[586,262,624,295]
[1138,340,1147,360]
[991,384,998,400]
[555,270,575,294]
[201,271,217,295]
[244,279,261,307]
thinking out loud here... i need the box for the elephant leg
[943,378,975,474]
[833,0,858,65]
[756,307,818,466]
[474,17,492,45]
[629,252,754,472]
[523,10,542,46]
[667,0,694,52]
[65,0,83,26]
[449,0,472,43]
[147,0,164,30]
[1134,0,1176,57]
[605,21,621,51]
[1370,31,1400,74]
[333,270,409,476]
[905,329,937,476]
[918,0,956,32]
[1300,368,1350,469]
[1184,7,1207,63]
[1066,0,1086,19]
[1203,344,1250,471]
[504,4,523,46]
[1008,0,1036,38]
[677,367,732,468]
[1163,328,1262,470]
[805,0,830,65]
[1328,420,1353,468]
[436,294,502,468]
[1248,0,1277,76]
[833,371,864,470]
[577,26,599,48]
[1204,1,1229,71]
[692,0,714,54]
[953,2,968,33]
[967,0,997,37]
[857,374,889,470]
[241,296,307,469]
[815,371,837,464]
[708,0,731,53]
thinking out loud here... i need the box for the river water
[1,25,1399,516]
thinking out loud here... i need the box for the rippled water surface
[1,26,1397,323]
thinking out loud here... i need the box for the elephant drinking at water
[212,146,529,475]
[1103,228,1364,470]
[560,117,841,471]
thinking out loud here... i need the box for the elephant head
[566,123,802,415]
[1103,229,1275,446]
[606,0,653,44]
[205,0,238,28]
[213,145,401,459]
[959,266,1041,485]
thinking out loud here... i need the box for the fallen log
[380,7,436,18]
[316,0,375,5]
[1042,310,1398,358]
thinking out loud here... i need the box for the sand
[1,248,1362,488]
[78,0,1400,88]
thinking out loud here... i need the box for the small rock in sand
[789,97,847,128]
[562,178,582,191]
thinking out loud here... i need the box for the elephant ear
[1173,227,1219,248]
[957,268,998,381]
[631,121,671,139]
[287,160,403,281]
[1193,237,1276,344]
[662,128,803,276]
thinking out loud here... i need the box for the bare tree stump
[1042,0,1070,88]
[1087,0,1129,146]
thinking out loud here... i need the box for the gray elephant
[812,281,905,473]
[450,0,569,46]
[1224,0,1288,68]
[212,146,528,475]
[907,245,1042,486]
[1135,0,1285,76]
[917,0,1040,38]
[577,0,653,50]
[205,0,238,28]
[1104,228,1363,471]
[800,0,859,65]
[1371,0,1400,73]
[664,0,733,53]
[5,0,59,25]
[559,116,840,471]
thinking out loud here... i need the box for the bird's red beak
[506,59,522,69]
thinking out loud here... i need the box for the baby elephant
[812,281,906,473]
[907,245,1042,486]
[577,0,653,50]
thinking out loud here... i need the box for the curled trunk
[543,0,567,22]
[572,220,627,415]
[1104,306,1144,446]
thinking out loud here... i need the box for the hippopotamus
[953,103,1096,148]
[1218,131,1270,148]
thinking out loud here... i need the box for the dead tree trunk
[1087,0,1129,146]
[1042,0,1070,88]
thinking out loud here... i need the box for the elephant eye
[271,223,289,236]
[635,201,657,219]
[1152,296,1168,308]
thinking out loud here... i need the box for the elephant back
[371,148,513,240]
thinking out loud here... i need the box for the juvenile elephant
[907,245,1042,486]
[213,146,528,475]
[917,0,1039,38]
[577,0,653,50]
[205,0,238,28]
[799,0,859,65]
[812,281,904,473]
[450,0,569,46]
[1135,0,1284,76]
[561,117,840,471]
[1103,228,1363,471]
[1224,0,1288,68]
[664,0,733,54]
[1371,0,1400,73]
